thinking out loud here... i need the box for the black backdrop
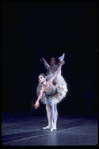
[1,2,98,115]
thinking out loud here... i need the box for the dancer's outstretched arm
[40,57,50,70]
[49,60,64,83]
[34,87,44,109]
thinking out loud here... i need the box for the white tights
[46,104,58,128]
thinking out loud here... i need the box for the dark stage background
[1,2,98,116]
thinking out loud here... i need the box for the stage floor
[2,113,98,146]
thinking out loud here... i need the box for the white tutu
[36,73,68,105]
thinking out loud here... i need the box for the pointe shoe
[50,126,57,132]
[43,125,50,130]
[50,128,53,132]
[50,127,56,132]
[53,124,57,130]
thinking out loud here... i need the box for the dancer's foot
[53,124,57,130]
[43,125,50,130]
[50,125,57,132]
[50,127,56,132]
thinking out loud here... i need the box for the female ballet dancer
[34,60,68,132]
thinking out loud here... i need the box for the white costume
[36,54,68,132]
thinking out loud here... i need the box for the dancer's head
[38,73,46,83]
[50,57,57,66]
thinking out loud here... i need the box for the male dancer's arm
[40,57,50,70]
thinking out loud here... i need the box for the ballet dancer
[34,60,68,132]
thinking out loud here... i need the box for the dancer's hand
[40,57,45,62]
[34,100,40,109]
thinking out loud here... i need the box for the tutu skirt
[36,73,68,105]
